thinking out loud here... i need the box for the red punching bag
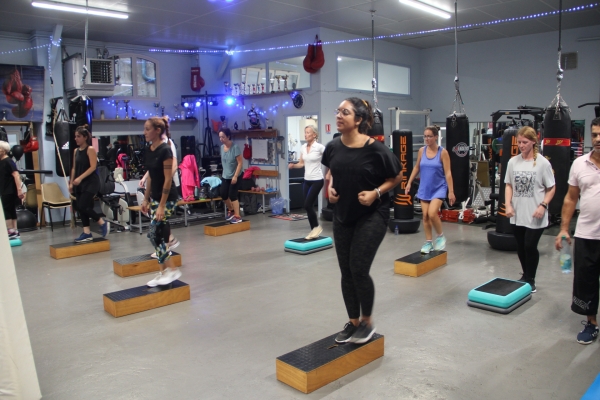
[191,67,205,92]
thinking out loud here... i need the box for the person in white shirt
[555,117,600,344]
[505,126,555,293]
[289,125,325,239]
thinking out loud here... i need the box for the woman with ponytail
[505,126,555,292]
[405,125,455,254]
[322,97,402,344]
[70,124,109,243]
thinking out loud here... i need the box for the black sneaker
[335,322,357,343]
[349,321,376,344]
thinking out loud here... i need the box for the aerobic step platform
[10,238,22,247]
[50,238,110,259]
[467,278,532,314]
[582,372,600,400]
[394,250,447,277]
[113,252,182,277]
[276,333,384,393]
[204,220,250,236]
[103,280,190,317]
[284,236,333,255]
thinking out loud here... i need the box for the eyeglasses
[334,108,353,116]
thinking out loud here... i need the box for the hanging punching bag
[368,109,385,142]
[68,97,93,175]
[446,112,470,205]
[543,106,571,215]
[487,126,518,251]
[54,110,71,177]
[388,130,420,233]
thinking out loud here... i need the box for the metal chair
[41,183,71,231]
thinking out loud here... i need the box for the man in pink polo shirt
[556,117,600,344]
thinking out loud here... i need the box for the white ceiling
[4,0,600,50]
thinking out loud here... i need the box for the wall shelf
[92,118,197,123]
[0,121,33,127]
[231,129,278,139]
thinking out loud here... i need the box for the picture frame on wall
[1,63,45,122]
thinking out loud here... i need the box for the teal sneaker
[433,234,446,251]
[420,241,434,254]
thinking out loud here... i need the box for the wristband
[540,202,547,209]
[375,187,381,199]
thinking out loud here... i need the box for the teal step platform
[10,238,22,247]
[583,372,600,400]
[467,278,532,313]
[284,236,333,255]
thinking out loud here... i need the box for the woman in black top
[69,125,109,243]
[322,98,402,344]
[141,117,181,287]
[0,140,24,240]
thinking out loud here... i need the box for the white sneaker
[168,237,180,249]
[306,225,323,240]
[155,268,182,285]
[147,272,162,287]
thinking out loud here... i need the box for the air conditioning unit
[63,53,116,97]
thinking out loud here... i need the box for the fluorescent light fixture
[32,1,128,19]
[399,0,451,19]
[578,36,600,42]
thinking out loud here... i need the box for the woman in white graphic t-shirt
[505,126,555,293]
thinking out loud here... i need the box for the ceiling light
[32,1,128,19]
[399,0,451,19]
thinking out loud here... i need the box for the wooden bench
[239,170,279,214]
[128,197,224,232]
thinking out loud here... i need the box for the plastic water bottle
[559,236,572,274]
[394,225,399,235]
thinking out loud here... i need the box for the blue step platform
[467,278,532,314]
[583,372,600,400]
[10,238,22,247]
[284,236,333,255]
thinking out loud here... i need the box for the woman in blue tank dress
[405,125,455,254]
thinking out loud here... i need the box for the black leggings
[511,224,545,283]
[220,179,239,202]
[303,179,323,229]
[1,194,18,220]
[76,191,102,228]
[333,211,387,319]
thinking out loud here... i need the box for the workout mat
[269,214,309,221]
[284,244,333,255]
[468,278,531,309]
[284,236,333,251]
[467,294,532,314]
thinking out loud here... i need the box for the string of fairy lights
[0,3,596,57]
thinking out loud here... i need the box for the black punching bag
[543,106,571,215]
[446,113,470,205]
[487,126,518,251]
[368,109,385,142]
[389,130,420,233]
[68,97,94,174]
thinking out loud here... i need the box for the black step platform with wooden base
[50,238,110,259]
[113,252,182,277]
[103,280,190,317]
[204,220,250,236]
[276,333,384,394]
[394,250,447,277]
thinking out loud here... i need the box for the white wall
[420,25,600,146]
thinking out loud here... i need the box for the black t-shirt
[144,143,178,201]
[74,147,100,194]
[322,137,401,225]
[0,157,17,196]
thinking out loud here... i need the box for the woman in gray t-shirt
[505,126,556,292]
[219,128,243,224]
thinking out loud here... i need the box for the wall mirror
[268,56,310,91]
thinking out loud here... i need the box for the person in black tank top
[141,117,182,287]
[322,98,402,345]
[70,125,109,243]
[0,140,24,240]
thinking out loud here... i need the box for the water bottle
[559,236,572,274]
[394,225,399,236]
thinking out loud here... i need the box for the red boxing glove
[303,44,317,74]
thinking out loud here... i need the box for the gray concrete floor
[11,213,600,399]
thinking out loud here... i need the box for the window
[378,62,410,95]
[114,54,160,99]
[337,56,372,91]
